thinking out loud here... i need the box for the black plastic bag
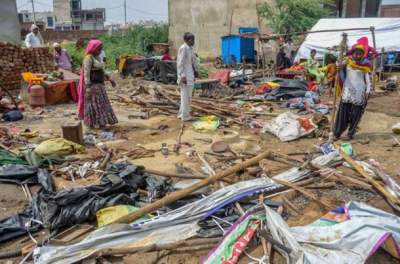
[2,110,23,122]
[0,162,146,243]
[0,164,38,184]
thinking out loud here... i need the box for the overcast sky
[16,0,168,24]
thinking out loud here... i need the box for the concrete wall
[0,0,21,44]
[381,5,400,16]
[169,0,273,58]
[40,30,107,43]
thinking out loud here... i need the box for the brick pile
[0,42,55,90]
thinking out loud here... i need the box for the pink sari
[77,39,102,119]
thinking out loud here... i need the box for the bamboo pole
[370,26,377,92]
[330,33,348,137]
[111,150,272,224]
[252,27,372,41]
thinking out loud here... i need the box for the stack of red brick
[0,42,54,90]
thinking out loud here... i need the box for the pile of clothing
[286,91,331,115]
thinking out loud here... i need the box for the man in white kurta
[25,24,44,48]
[177,33,198,121]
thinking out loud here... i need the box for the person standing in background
[334,45,372,140]
[161,47,173,61]
[176,32,199,122]
[25,24,44,48]
[283,37,294,63]
[77,39,118,129]
[53,43,73,71]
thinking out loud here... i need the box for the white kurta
[176,43,198,121]
[341,67,371,105]
[25,32,43,48]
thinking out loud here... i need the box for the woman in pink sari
[77,40,118,128]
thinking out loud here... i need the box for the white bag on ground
[392,122,400,134]
[262,112,316,142]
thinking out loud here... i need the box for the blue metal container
[221,35,255,65]
[239,27,259,34]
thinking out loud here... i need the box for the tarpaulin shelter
[295,18,400,62]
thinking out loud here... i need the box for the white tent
[295,18,400,62]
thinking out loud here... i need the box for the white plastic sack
[393,123,400,134]
[262,112,316,142]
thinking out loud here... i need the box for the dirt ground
[0,76,399,264]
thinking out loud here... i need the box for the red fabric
[161,53,173,61]
[209,69,231,84]
[307,80,318,92]
[69,81,78,102]
[297,117,315,131]
[256,84,271,94]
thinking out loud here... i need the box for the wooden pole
[111,150,272,224]
[336,145,400,206]
[97,237,221,256]
[370,26,378,92]
[330,33,348,137]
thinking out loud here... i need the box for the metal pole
[31,0,37,24]
[124,0,127,26]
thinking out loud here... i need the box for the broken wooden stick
[336,146,400,205]
[173,122,185,153]
[273,178,334,210]
[99,150,113,170]
[112,150,272,224]
[281,195,301,215]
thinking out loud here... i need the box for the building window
[86,13,94,21]
[47,17,54,27]
[71,0,80,11]
[95,12,104,20]
[366,0,380,17]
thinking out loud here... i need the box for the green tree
[258,0,333,35]
[63,23,168,70]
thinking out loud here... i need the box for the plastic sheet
[0,150,28,166]
[34,167,311,264]
[265,202,400,264]
[0,162,145,242]
[203,210,265,264]
[0,164,38,184]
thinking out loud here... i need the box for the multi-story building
[19,10,55,29]
[336,0,400,17]
[53,0,106,31]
